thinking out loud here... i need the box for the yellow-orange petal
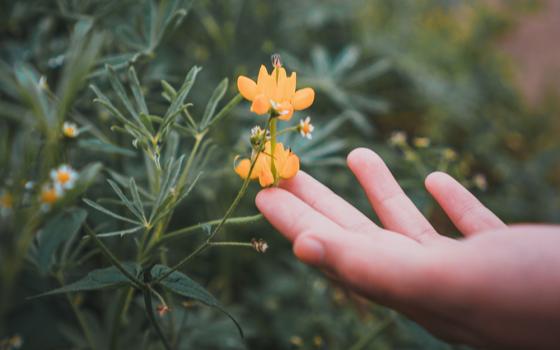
[282,72,296,101]
[258,168,274,187]
[256,65,270,91]
[279,153,300,179]
[276,101,294,121]
[250,94,270,115]
[292,88,315,110]
[237,76,258,101]
[234,159,252,179]
[273,68,288,101]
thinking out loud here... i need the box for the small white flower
[50,165,78,191]
[62,122,80,138]
[389,131,407,146]
[298,116,314,139]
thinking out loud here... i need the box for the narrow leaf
[200,78,228,128]
[36,208,88,274]
[151,265,243,337]
[33,263,140,298]
[83,198,143,225]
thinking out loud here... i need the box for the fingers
[255,188,343,241]
[425,172,506,236]
[292,229,422,302]
[347,148,439,243]
[280,171,380,234]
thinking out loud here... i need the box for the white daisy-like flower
[298,116,314,139]
[62,121,80,138]
[50,165,78,191]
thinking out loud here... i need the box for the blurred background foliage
[1,0,559,349]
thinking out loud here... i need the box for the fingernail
[294,236,324,266]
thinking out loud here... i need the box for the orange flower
[235,141,299,187]
[237,65,315,121]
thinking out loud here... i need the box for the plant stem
[154,137,267,283]
[84,224,144,289]
[205,93,243,130]
[209,241,253,248]
[143,270,172,350]
[269,116,278,184]
[153,213,262,247]
[109,287,134,350]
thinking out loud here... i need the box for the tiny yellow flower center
[302,123,311,134]
[64,126,76,137]
[57,171,71,184]
[41,188,58,204]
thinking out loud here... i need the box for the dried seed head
[251,238,269,253]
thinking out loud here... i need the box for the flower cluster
[234,55,316,187]
[40,164,78,211]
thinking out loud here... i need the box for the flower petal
[258,168,274,187]
[276,101,294,121]
[237,76,258,101]
[279,153,300,179]
[292,88,315,110]
[234,159,252,179]
[283,72,297,101]
[250,94,271,115]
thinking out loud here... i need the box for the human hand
[256,148,560,349]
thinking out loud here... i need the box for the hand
[256,148,560,349]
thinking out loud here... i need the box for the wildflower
[389,131,407,146]
[313,336,324,347]
[235,141,299,187]
[289,336,303,347]
[40,184,61,211]
[473,174,487,191]
[413,137,430,148]
[50,165,78,191]
[250,126,270,147]
[442,148,457,161]
[237,60,315,121]
[251,238,269,253]
[62,121,80,138]
[157,304,171,317]
[298,116,314,139]
[0,191,13,209]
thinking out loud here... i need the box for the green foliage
[0,0,558,349]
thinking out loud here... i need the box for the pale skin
[255,148,560,349]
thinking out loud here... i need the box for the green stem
[269,117,278,184]
[209,241,253,248]
[143,271,172,350]
[152,214,262,248]
[84,224,144,289]
[154,137,267,283]
[276,125,299,137]
[205,93,243,130]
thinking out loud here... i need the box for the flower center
[57,171,71,184]
[42,189,58,203]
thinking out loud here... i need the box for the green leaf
[106,179,145,222]
[36,208,88,275]
[128,66,149,115]
[96,226,144,238]
[34,263,140,298]
[200,78,228,129]
[83,198,143,225]
[78,138,137,157]
[163,66,201,124]
[151,265,243,337]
